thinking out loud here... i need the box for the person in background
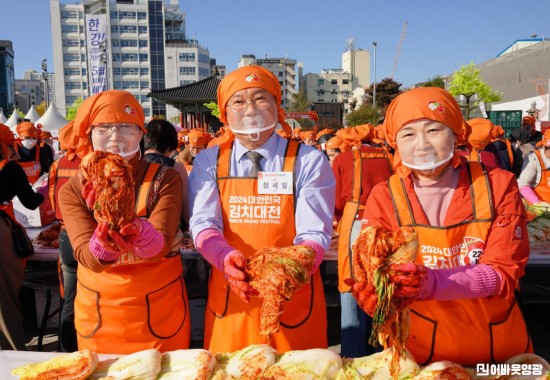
[490,125,514,172]
[332,123,393,358]
[58,90,190,354]
[15,121,54,184]
[520,115,542,145]
[39,129,56,158]
[0,123,45,350]
[350,87,531,365]
[518,129,550,207]
[324,136,347,165]
[301,130,317,146]
[47,121,90,352]
[189,66,335,353]
[457,118,502,171]
[176,129,207,174]
[144,118,189,231]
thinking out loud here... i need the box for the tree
[364,78,404,109]
[66,97,83,121]
[35,101,46,116]
[417,75,445,88]
[287,88,311,113]
[448,62,502,119]
[345,103,380,126]
[203,102,220,118]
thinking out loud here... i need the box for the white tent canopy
[24,105,41,123]
[35,103,68,132]
[0,110,7,124]
[6,109,19,131]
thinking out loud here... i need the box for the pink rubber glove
[389,262,428,299]
[95,222,137,253]
[297,240,325,274]
[223,250,257,303]
[195,228,236,271]
[89,227,121,262]
[132,219,165,258]
[520,185,540,205]
[417,264,502,301]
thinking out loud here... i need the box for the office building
[0,40,16,115]
[50,0,213,120]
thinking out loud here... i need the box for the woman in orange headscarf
[350,87,531,365]
[15,121,55,184]
[458,117,502,171]
[0,123,44,350]
[58,90,190,354]
[518,129,550,206]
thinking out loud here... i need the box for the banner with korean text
[85,14,107,95]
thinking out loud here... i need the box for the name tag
[257,171,293,194]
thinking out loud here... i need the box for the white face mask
[230,121,277,142]
[401,151,454,171]
[21,139,37,150]
[116,143,141,159]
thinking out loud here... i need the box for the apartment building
[238,54,297,108]
[50,0,213,119]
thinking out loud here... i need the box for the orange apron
[337,148,389,292]
[532,149,550,202]
[388,162,531,365]
[204,139,327,353]
[184,163,193,175]
[17,144,42,184]
[48,157,81,221]
[467,149,480,162]
[75,163,190,354]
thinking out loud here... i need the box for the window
[140,68,149,75]
[113,81,122,89]
[199,68,210,76]
[61,11,77,19]
[331,79,338,85]
[179,67,196,75]
[318,79,324,86]
[110,11,118,19]
[180,80,194,86]
[139,40,148,47]
[121,67,139,75]
[119,25,137,33]
[62,40,80,47]
[138,26,147,33]
[119,11,136,19]
[111,53,121,61]
[137,12,147,20]
[112,40,120,47]
[62,25,79,33]
[141,81,149,88]
[139,54,148,61]
[343,79,349,84]
[64,68,81,76]
[120,54,138,61]
[198,54,209,63]
[122,81,139,89]
[179,53,195,61]
[279,72,283,77]
[121,39,138,47]
[111,25,119,33]
[63,54,80,61]
[113,67,121,75]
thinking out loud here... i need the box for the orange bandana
[217,66,292,137]
[16,121,39,139]
[467,118,494,150]
[0,123,14,159]
[383,87,466,177]
[74,90,145,138]
[336,124,374,143]
[188,129,207,147]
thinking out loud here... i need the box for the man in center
[189,66,335,353]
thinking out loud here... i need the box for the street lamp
[372,42,377,107]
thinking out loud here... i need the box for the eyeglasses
[227,95,271,115]
[92,123,139,136]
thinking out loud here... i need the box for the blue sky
[4,0,550,87]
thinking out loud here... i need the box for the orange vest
[337,148,390,292]
[184,163,193,175]
[48,157,81,222]
[532,150,550,203]
[494,137,514,168]
[17,144,41,184]
[204,139,327,353]
[388,162,531,365]
[75,163,190,354]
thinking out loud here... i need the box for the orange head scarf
[293,127,302,140]
[301,131,317,141]
[316,128,336,140]
[74,90,145,138]
[536,129,550,148]
[40,130,53,140]
[492,125,505,139]
[523,115,536,126]
[0,123,15,159]
[467,118,494,150]
[188,129,207,147]
[16,121,39,139]
[59,121,91,160]
[383,87,467,177]
[276,128,291,139]
[216,65,292,137]
[325,136,350,152]
[336,124,375,144]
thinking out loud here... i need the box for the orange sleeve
[479,169,529,301]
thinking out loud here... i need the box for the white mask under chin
[401,151,454,171]
[229,122,277,142]
[117,145,141,159]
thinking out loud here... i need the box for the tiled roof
[148,76,221,107]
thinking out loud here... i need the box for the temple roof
[148,76,221,109]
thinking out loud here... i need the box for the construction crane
[391,21,408,79]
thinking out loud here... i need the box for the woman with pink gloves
[58,90,190,354]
